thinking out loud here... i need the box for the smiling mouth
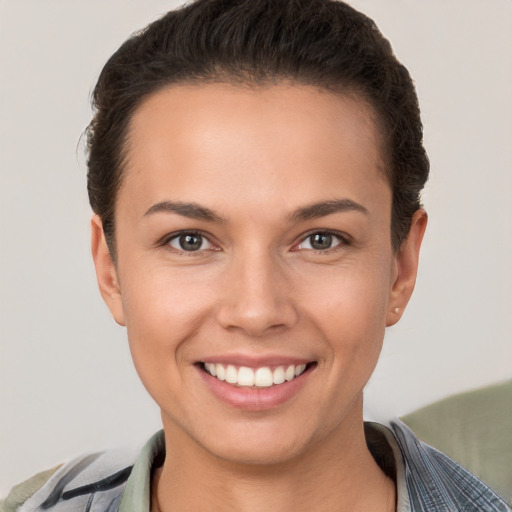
[199,362,316,388]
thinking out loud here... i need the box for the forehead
[121,83,389,215]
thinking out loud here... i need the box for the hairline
[106,76,394,261]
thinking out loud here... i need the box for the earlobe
[90,215,125,326]
[386,209,428,327]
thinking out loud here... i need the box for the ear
[386,209,428,327]
[90,215,125,326]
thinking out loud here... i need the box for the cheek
[299,258,392,357]
[118,268,214,388]
[121,265,211,334]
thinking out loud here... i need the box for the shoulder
[389,419,511,512]
[1,466,61,512]
[1,446,138,512]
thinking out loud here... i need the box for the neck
[152,410,396,512]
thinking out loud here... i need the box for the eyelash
[160,230,217,254]
[159,229,350,254]
[294,230,350,253]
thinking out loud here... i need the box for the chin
[192,416,317,467]
[209,436,309,467]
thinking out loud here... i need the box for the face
[92,83,425,466]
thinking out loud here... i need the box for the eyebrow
[288,199,369,222]
[143,201,224,222]
[143,198,368,224]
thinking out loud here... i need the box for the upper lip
[198,354,314,368]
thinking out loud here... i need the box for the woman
[2,0,510,511]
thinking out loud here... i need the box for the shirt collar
[117,425,408,512]
[118,430,165,512]
[365,422,411,511]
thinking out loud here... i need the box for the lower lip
[197,366,313,411]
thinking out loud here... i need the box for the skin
[92,83,426,512]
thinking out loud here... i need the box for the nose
[216,249,298,337]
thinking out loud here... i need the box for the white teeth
[295,364,306,376]
[203,362,309,387]
[205,363,216,377]
[272,366,285,385]
[216,363,226,381]
[237,366,255,387]
[285,365,295,381]
[254,367,273,387]
[226,365,238,384]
